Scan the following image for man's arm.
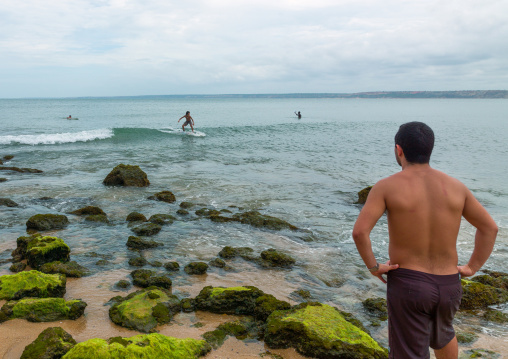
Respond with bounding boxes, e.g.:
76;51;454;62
352;182;399;283
459;188;498;277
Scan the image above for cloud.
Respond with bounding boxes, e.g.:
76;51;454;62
1;0;507;97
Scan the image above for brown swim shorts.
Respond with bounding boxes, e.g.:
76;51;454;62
387;268;462;359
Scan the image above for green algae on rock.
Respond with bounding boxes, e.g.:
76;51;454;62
356;186;373;204
85;214;109;223
470;273;508;291
362;297;388;321
109;288;181;332
0;198;18;207
130;222;162;236
456;330;479;345
460;279;508;310
0;270;66;300
103;164;150;187
26;214;69;231
126;212;147;222
218;246;255;260
184;262;209;275
21;327;77;359
39;260;91;277
260;249;296;268
164;261;180;271
264;302;388;359
459;349;501;359
0;297;86;322
203;316;262;349
129;256;148;267
149;214;176;226
9;262;26;272
148;190;176;203
131;269;172;289
12;235;71;269
483;308;508;323
70;206;106;216
233;211;298;231
62;333;211;359
126;235;163;250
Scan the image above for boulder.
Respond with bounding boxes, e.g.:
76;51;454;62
260;249;296;268
176;209;189;216
126;212;147;222
109;288;181;332
9;262;26;272
483;309;508;323
356;186;373;204
164;261;180;271
470;273;508;291
233;211;298;231
148;191;176;203
362;297;388;321
39;261;91;277
456;330;479;345
131;269;172;289
3;155;14;161
209;258;226;268
115;280;131;289
0;166;43;173
129;256;148;267
26;214;69;231
0;198;18;207
131;223;162;236
149;214;176;226
180;202;194;209
459;349;500;359
184;262;209;275
62;334;211;359
70;206;105;216
264;302;388;359
203;317;262;349
85;214;109;223
12;235;70;269
21;327;77;359
0;270;66;300
103;164;150;187
460;279;508;309
0;297;86;323
195;208;221;217
126;236;163;250
218;246;255;260
0;178;6;182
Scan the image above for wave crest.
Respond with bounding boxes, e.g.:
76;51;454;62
0;129;114;145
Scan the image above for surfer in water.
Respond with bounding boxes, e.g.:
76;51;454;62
178;111;195;132
295;111;301;119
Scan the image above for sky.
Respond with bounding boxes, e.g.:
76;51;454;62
1;0;507;98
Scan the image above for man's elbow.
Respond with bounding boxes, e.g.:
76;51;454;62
352;228;368;243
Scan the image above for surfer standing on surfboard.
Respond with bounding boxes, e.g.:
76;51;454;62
178;111;195;132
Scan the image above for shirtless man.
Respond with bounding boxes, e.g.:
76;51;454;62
352;121;498;359
178;111;194;132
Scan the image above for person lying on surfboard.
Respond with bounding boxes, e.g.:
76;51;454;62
178;111;195;132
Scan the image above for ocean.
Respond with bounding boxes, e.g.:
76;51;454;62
0;97;507;357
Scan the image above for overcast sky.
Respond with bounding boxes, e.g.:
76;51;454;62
1;0;507;98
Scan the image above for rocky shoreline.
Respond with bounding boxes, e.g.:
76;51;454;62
1;160;507;358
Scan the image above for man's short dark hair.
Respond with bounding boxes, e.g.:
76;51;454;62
394;122;434;164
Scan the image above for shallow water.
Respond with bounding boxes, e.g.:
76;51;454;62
1;97;507;357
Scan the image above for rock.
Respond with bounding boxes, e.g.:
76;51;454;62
460;279;508;309
3;155;14;161
9;262;26;272
260;249;296;268
126;212;147;222
20;327;76;359
95;259;110;266
177;209;189;215
0;297;86;322
12;235;70;269
0;270;66;300
0;198;18;207
456;330;479;344
131;223;162;236
218;246;255;260
109;288;181;332
184;262;209;275
209;258;226;268
362;297;388;321
291;289;312;301
129;256;148;267
0;178;6;183
131;269;172;289
264;302;388;359
85;214;109;223
150;261;163;267
195;208;221;217
149;214;176;225
483;309;508;323
164;261;180;271
209;215;240;223
126;236;163;250
471;274;508;291
70;206;105;216
181;298;195;312
356;186;373;204
233;211;298;231
0;166;43;173
62;333;211;358
39;261;91;277
180;202;194;209
459;349;500;359
26;214;69;231
115;280;131;289
194;286;290;321
103;164;150;187
148;191;176;203
203;317;262;349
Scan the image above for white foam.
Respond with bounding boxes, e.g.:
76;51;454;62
0;128;114;145
158;127;206;137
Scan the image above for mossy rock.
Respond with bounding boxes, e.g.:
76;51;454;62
131;223;162;236
164;261;180;271
126;212;147;222
9;262;26;272
470;274;508;291
459;349;501;359
483;309;508;323
195;286;290;321
148;191;176;203
3;155;14;161
131;269;172;289
70;206;106;216
195;208;221;217
39;261;91;277
233;211;298;231
181;298;195;312
0;198;18;207
203;317;262;349
218;246;255;260
0;166;43;173
456;330;479;345
26;214;69;231
0;178;6;183
184;262;209;275
62;333;211;359
0;270;66;300
21;327;77;359
151;261;163;268
260;248;296;268
176;209;189;216
460;279;508;309
362;297;388;320
149;214;176;226
356;186;373;204
17;235;71;269
0;297;86;322
291;289;312;301
103;164;150;187
209;215;240;223
209;258;226;268
180;202;194;209
96;259;110;266
129;256;148;267
126;236;163;250
85;214;109;223
264;302;388;359
109;288;181;332
115;280;131;289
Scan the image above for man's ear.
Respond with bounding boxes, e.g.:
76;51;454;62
395;144;404;158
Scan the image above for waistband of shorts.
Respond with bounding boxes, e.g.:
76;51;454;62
387;268;460;285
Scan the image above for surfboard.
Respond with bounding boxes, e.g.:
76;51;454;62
159;128;206;137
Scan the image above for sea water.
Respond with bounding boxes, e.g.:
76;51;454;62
0;97;507;347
